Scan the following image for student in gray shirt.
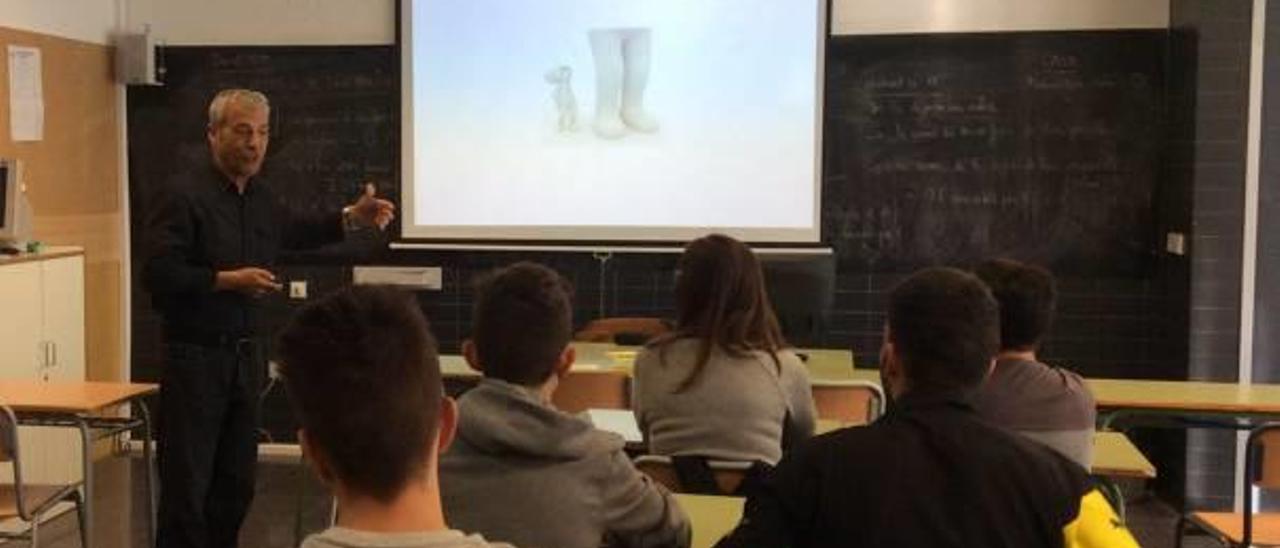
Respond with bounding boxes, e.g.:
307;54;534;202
633;234;817;466
276;286;513;548
441;262;690;548
972;258;1096;469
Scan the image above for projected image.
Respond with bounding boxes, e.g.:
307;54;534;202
403;0;825;242
589;28;658;138
543;28;659;139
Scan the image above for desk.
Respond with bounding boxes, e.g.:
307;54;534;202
1093;431;1156;479
0;381;159;548
1089;378;1280;425
675;494;743;548
441;345;868;384
816;421;1155;480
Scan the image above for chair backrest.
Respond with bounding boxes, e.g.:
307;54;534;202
1244;423;1280;544
811;381;885;425
575;317;671;345
1253;426;1280;489
634;455;752;495
0;404;17;464
552;370;631;414
0;403;32;520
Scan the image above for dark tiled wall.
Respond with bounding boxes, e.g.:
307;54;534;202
1254;0;1280;382
1170;0;1253;510
1252;0;1280;509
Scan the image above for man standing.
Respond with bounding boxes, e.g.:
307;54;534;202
144;88;394;548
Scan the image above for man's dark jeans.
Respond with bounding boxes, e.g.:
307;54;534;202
156;339;261;548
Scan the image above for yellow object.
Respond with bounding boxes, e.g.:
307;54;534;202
1063;490;1141;548
675;494;744;548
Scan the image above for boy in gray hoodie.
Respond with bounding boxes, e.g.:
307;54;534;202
277;285;514;548
441;262;691;548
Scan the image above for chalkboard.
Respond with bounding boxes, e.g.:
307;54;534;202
823;31;1165;274
127;46;397;261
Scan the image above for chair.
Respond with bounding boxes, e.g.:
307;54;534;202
552;370;631;414
1175;423;1280;547
574;317;671;345
0;403;88;547
634;455;754;496
810;380;886;425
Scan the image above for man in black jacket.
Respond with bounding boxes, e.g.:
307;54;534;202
144;88;394;548
715;267;1136;548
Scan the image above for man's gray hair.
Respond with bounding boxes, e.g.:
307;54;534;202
207;89;270;128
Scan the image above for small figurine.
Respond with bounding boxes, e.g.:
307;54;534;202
544;65;578;133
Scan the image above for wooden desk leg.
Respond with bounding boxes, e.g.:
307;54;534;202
75;417;93;548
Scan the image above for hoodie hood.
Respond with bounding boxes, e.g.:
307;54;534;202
454;378;626;460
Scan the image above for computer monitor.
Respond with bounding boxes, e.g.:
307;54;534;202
759;252;835;348
0;159;33;249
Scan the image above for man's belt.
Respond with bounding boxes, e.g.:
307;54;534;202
167;330;257;354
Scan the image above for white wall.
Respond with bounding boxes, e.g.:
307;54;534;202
0;0;121;44
125;0;396;45
127;0;1169;46
833;0;1169;34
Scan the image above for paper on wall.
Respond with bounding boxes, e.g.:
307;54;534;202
7;45;43;142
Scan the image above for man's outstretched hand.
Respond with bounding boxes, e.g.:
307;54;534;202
347;183;396;230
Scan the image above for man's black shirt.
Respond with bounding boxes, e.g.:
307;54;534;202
143;164;342;340
715;390;1094;548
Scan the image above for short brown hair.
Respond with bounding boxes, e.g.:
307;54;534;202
888;267;1000;392
471;262;574;386
277;285;443;503
974;258;1057;351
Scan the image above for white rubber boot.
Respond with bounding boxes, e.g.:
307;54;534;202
621;28;659;133
590;29;627;139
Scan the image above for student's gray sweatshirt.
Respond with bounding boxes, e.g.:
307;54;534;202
302;528;514;548
440;378;690;548
973;357;1097;469
632;339;817;465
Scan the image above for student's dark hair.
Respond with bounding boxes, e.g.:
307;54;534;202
657;233;786;392
471;262;574;386
888;267;1000;392
277;285;442;504
973;258;1057;351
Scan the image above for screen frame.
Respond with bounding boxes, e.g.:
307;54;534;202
397;0;830;246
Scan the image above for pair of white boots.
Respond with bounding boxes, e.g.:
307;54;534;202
590;28;658;138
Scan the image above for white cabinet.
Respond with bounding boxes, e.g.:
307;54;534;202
37;254;85;383
0;261;44;381
0;248;86;484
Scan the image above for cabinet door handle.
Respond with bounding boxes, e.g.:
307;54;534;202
50;342;57;368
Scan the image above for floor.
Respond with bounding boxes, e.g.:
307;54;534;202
17;456;1223;548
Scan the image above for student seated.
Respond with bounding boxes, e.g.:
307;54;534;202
440;262;690;548
276;285;513;548
715;267;1138;548
632;234;817;466
973;258;1096;468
